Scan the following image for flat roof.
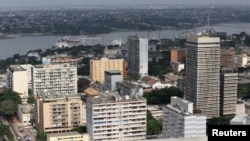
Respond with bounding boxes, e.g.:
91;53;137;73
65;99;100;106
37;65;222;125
9;65;25;71
139;137;207;141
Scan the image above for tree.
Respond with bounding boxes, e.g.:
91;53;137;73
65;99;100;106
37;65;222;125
143;87;183;105
36;131;46;141
146;111;162;135
0;100;17;116
0;124;14;141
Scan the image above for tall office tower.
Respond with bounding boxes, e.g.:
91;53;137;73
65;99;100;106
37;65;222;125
162;48;186;64
127;36;148;77
104;70;123;91
35;91;83;133
162;97;206;138
185;35;220;118
220;49;235;69
32;64;77;96
86;91;147;141
220;68;238;116
90;58;126;83
6;65;29;98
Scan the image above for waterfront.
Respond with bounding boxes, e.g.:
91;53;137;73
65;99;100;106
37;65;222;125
0;22;250;60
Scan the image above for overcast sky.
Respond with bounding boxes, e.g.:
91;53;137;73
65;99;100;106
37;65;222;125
0;0;249;8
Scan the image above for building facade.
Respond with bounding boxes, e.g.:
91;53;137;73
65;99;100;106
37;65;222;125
162;48;186;64
185;36;220;118
32;64;77;96
86;92;147;141
17;104;35;127
90;58;126;83
220;68;238;116
104;70;123;91
162;97;206;138
47;132;90;141
220;50;235;68
6;65;29;98
128;36;148;77
36;92;83;133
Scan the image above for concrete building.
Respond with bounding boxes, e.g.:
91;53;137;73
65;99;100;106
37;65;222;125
236;53;248;67
35;92;83;133
128;36;148;77
42;55;82;67
230;101;250;125
6;65;29;99
32;63;77;96
90;58;126;83
220;68;238;116
162;48;186;64
104;70;123;91
116;81;143;97
162;97;206;138
138;137;207;141
170;61;185;72
47;132;90;141
185;35;220;118
20;64;33;89
220;49;235;68
17;104;35;128
147;105;163;120
86;91;147;141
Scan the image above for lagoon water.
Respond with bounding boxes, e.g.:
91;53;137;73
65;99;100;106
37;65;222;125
0;22;250;60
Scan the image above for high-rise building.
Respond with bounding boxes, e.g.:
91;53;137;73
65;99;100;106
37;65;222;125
6;65;29;98
185;35;220;118
90;58;126;83
86;91;147;141
162;97;206;138
104;70;123;91
220;49;235;68
162;48;186;64
32;64;77;96
36;92;83;133
220;68;238;116
127;36;148;77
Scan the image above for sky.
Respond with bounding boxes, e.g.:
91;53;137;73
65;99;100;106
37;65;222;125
0;0;249;8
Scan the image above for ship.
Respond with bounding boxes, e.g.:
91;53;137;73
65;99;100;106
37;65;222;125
53;36;80;48
112;39;123;46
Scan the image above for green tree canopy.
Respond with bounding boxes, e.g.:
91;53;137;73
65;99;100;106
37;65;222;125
0;89;21;116
143;87;183;105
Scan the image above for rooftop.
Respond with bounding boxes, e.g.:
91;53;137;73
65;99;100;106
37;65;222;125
18;104;35;114
230;114;250;125
87;91;146;104
36;90;79;100
9;65;25;71
116;81;138;89
105;70;121;75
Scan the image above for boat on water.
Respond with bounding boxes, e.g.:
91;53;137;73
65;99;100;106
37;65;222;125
0;33;18;39
53;36;80;48
112;39;123;46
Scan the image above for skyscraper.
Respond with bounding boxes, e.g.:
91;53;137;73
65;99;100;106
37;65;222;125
185;35;220;118
128;36;148;77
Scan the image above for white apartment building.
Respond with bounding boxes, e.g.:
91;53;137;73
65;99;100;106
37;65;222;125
86;92;147;141
185;35;220;118
162;97;206;138
6;65;29;98
20;64;33;89
128;36;148;77
32;64;77;96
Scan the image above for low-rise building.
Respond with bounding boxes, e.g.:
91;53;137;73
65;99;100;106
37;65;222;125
230;101;250;125
116;81;143;97
147;105;163;120
17;104;35;128
170;61;185;72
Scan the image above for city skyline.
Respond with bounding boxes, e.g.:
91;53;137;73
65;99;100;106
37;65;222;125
0;0;250;8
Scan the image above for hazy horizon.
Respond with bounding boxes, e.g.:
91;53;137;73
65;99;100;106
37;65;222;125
0;0;250;8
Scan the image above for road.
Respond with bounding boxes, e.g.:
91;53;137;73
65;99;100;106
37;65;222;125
0;116;18;141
